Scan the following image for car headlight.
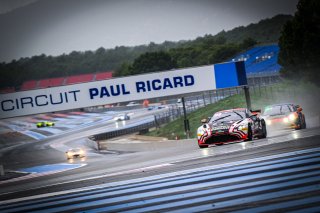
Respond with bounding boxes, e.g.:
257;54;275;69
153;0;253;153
266;120;272;125
238;125;248;131
198;128;207;136
197;129;204;136
283;117;289;123
289;113;296;121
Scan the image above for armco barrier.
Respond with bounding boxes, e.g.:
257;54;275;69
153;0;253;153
91;115;170;142
92;121;154;141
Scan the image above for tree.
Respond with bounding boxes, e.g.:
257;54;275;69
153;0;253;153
115;62;132;77
278;0;320;83
239;37;257;50
129;51;177;75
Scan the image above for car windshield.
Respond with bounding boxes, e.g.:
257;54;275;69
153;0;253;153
263;105;292;116
210;111;246;123
69;148;81;152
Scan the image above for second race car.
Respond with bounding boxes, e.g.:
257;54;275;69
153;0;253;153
262;103;306;130
197;108;267;148
36;121;55;128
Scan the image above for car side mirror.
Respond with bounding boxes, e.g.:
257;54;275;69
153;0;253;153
201;118;208;123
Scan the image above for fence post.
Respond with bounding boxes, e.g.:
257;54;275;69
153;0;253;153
182;97;190;139
243;86;252;110
154;115;160;128
259;84;261;97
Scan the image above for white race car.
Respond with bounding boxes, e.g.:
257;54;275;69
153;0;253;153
197;108;267;148
65;148;85;159
113;113;130;121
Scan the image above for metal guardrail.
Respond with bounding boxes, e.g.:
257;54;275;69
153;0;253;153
91;116;171;141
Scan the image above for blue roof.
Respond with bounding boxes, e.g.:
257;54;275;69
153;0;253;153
229;45;281;74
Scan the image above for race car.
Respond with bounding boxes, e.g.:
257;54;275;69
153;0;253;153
262;103;306;130
65;148;85;159
113;113;130;121
197;108;267;148
36;121;55;128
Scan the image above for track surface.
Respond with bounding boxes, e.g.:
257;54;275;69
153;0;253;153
0;111;319;212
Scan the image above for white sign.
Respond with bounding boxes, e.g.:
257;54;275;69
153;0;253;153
0;65;216;119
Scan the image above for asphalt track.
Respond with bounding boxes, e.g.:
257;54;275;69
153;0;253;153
0;109;319;212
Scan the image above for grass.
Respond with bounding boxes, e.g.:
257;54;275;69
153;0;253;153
146;81;320;140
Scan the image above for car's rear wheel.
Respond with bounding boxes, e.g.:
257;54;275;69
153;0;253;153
259;120;267;139
302;115;307;129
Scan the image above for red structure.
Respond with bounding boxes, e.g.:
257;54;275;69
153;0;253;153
21;80;37;91
15;71;113;92
38;77;65;88
65;74;95;85
95;72;113;81
0;87;15;94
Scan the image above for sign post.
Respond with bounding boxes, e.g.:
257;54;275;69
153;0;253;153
181;97;190;138
243;86;252;110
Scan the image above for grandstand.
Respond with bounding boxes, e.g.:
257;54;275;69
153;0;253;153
231;44;280;74
65;73;95;85
16;71;113;92
21;80;38;91
38;77;65;89
95;72;113;81
230;44;281;85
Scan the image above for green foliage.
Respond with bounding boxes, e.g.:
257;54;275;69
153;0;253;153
278;0;320;84
217;15;293;44
129;51;177;75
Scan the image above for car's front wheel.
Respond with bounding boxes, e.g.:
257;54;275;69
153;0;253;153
199;144;208;149
246;125;253;141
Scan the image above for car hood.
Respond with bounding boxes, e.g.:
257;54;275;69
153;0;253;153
208;120;243;130
262;113;289;119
